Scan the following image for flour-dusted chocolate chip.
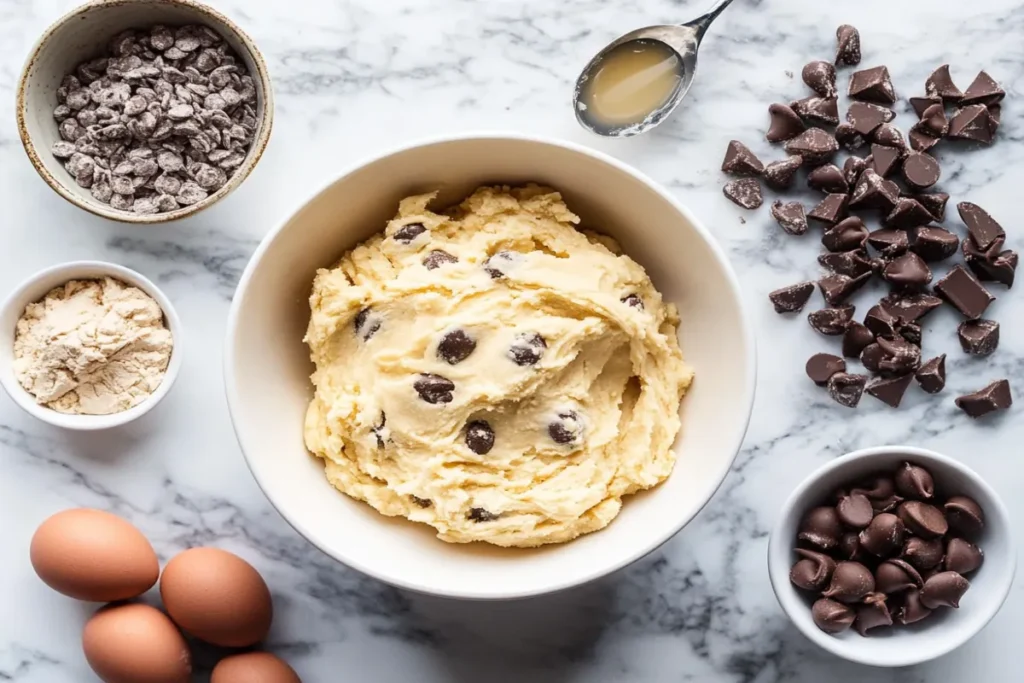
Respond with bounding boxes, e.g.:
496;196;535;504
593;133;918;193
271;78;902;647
393;222;427;243
961;70;1005;106
790;549;838;591
548;409;583;445
835;123;865;150
723;178;763;209
919;103;949;137
920;571;970;609
854;593;893;636
958;202;1005;251
847;101;894;136
871;144;902;178
812;598;855;634
807;164;848;193
935;265;994;319
721;140;764;176
437;329;477;364
925;64;963;102
799;506;843;550
465;420;495;455
621;293;644;309
958;319;999;356
902;152;941;191
956;379;1012;418
809;305;855;336
915;355;946;394
859;512;906;557
843;322;875;358
882;252;932;287
413;373;455;404
818;272;870;305
819;249;874;278
508;331;546;365
763;155;803;189
945;496;985;537
827;372;868;408
866;374;914;408
770;201;808;235
803;60;838;98
948;104;995;143
945;539;984;575
354;307;382;341
898;501;949;539
837;492;874;528
914;192;949;222
766;104;806;143
423;249;458;270
484;250;522;278
867;228;910;257
876;559;924;594
849;169;899;212
806;353;846;385
895;462;935;500
808;193;849;226
823;561;876;603
835;24;862;66
912;226;959;262
791;96;840;126
785;128;839;165
467;507;500;522
849;66;896;104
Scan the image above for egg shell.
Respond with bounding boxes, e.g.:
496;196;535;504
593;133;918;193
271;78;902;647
30;508;159;602
212;652;301;683
160;547;273;647
82;603;192;683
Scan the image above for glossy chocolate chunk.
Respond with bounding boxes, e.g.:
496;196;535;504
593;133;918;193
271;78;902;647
899;322;922;346
799;506;843;549
790;548;838;591
963;236;1018;287
912;226;959;262
393;222;427;242
860;343;885;374
847;101;894;135
806;353;846;385
771;200;808;235
437;329;477;364
902;152;941;191
918;103;949;137
866;374;914;408
722;140;764;176
945;538;984;575
958;202;1005;251
958;319;999;356
873;123;907;150
908;126;940;152
945;496;985;537
882;252;932;287
807;164;848;193
835;24;861;66
849;169;899;212
763;155;803;189
948;104;994;143
414;373;455;404
812;598;856;634
769;281;816;313
920;571;970;609
723;178;763;209
911;94;943;117
914;192;949;222
766;103;807;142
854;593;893;636
876;560;923;594
956;379;1012;418
934;265;994;319
915;355;946;394
895;588;933;625
827;372;868;408
823;561;875;603
465;420;495;454
961;70;1005;106
423;249;458;270
898;501;949;539
852;475;896;501
835;122;864;150
877;336;922;375
822;216;868;251
859;513;905;557
864;304;900;338
785;128;839;165
819;249;874;278
837;492;874;528
871;144;902;178
792;96;840;125
818;272;871;305
925;64;964;102
838;532;865;561
843;155;868;185
849;66;896;104
903;536;945;571
843;322;876;358
879;292;943;322
867;228;909;257
808;193;849;225
895;462;934;500
803;60;838;97
884;197;933;230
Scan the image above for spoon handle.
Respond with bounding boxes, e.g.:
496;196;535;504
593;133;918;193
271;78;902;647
687;0;736;38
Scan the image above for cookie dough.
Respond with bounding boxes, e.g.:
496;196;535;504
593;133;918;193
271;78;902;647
304;185;693;547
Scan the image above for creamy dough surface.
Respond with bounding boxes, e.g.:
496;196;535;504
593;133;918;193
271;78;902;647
304;186;693;547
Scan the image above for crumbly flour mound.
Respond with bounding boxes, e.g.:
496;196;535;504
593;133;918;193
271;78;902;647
14;277;173;415
304;186;693;547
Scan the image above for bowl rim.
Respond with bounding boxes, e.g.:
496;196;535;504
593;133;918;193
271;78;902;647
224;131;758;599
15;0;275;225
767;445;1017;667
0;260;183;430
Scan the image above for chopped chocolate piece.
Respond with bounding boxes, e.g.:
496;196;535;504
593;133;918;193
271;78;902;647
899;322;922;346
827;372;868;408
763;155;803;190
884;197;933;230
849;66;896;104
873;123;906;150
792;96;840;125
988;103;1002;131
809;305;855;335
835;122;864;150
855;593;893;636
803;60;838;97
908;126;940;152
958;202;1005;251
413;373;455;404
867;373;914;408
847;101;894;136
898;501;948;538
877;336;922;375
876;560;922;594
837;492;874;528
895;462;934;500
548;409;583;445
785;128;839;166
423;249;458;270
934;265;994;318
867;228;910;257
912;226;959;262
818;272;871;305
879;292;943;322
910;94;943;117
843;321;876;358
915;355;946;394
770;201;808;235
799;506;843;549
465;420;495;454
437;329;477;365
850;169;899;212
769;281;816;313
902;152;941;191
961;70;1005;106
808;193;849;225
882;252;932;287
823;561;875;602
945;496;985;537
508;331;546;365
903;536;945;570
895;588;933;625
790;549;838;591
914;192;949;222
859;512;905;557
865;304;900;338
948;104;994;143
723;178;763;209
945;539;984;575
807;164;848;193
835;24;861;66
871;144;902;178
925;64;964;102
722;140;765;176
766;103;807;142
822;216;868;251
919;103;949;137
467;507;500;522
860;343;885;373
843;156;869;186
812;598;856;634
806;353;847;385
920;571;970;609
393;222;427;243
956;379;1011;418
819;249;874;277
963;238;1018;287
958;319;999;356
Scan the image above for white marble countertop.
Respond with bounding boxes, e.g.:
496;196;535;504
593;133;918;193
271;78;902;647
2;0;1023;680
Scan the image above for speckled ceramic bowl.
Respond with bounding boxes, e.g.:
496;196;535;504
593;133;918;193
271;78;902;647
16;0;273;224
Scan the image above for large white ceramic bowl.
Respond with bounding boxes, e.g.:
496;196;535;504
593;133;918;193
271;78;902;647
225;133;756;599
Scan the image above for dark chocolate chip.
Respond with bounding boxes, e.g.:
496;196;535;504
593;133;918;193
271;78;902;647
766;104;807;143
410;495;432;508
852;475;896;501
895;462;935;500
871;144;902;178
849;66;896;104
818;272;870;305
882;252;932;287
945;496;985;537
393;222;427;243
866;374;914;408
956;379;1012;418
899;322;922;346
837;492;874;528
508;331;546;366
548;410;583;445
808;193;848;225
849;169;899;212
898;501;949;538
902;152;941;191
934;265;994;319
819;249;874;278
948;104;994;143
843;156;869;186
769;281;816;313
910;94;943;117
945;539;984;575
926;64;964;102
807;164;849;193
915;355;946;394
884;197;933;230
721;140;765;176
963;237;1018;287
484;250;521;278
919;103;949;137
961;70;1005;106
763;155;804;190
854;593;893;636
790;549;838;591
413;373;455;404
770;201;808;235
809;305;855;335
835;24;861;66
958;319;999;356
827;372;868;408
894;588;933;625
823;561;876;603
865;304;900;338
465;420;495;455
867;228;909;257
880;292;943;322
806;353;846;385
958;202;1005;251
877;336;922;375
873;123;907;150
838;532;864;561
920;571;970;609
843;321;876;358
423;249;458;270
835;122;864;150
354;307;382;341
803;60;838;97
791;96;840;126
859;512;905;557
860;343;885;373
909;126;940;152
903;536;945;571
876;560;923;594
812;598;856;634
784;128;839;166
847;101;894;136
914;192;949;222
723;178;763;209
437;329;477;364
621;293;644;309
798;506;843;550
912;226;959;262
467;507;500;522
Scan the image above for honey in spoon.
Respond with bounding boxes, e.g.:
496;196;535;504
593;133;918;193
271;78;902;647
577;39;683;130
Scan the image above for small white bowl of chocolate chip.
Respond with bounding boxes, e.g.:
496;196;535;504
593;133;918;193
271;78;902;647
768;446;1015;667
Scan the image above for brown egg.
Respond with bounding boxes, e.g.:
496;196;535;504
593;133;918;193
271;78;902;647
83;603;192;683
30;508;159;601
212;652;301;683
160;547;273;647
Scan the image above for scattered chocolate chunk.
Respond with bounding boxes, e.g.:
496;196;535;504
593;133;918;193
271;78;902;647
354;307;382;341
896;462;935;500
841;158;867;189
548;409;583;445
837;492;875;528
809;193;849;225
963;237;1018;287
850;66;896;104
849;169;899;212
819;249;874;278
766;103;807;142
901;152;941;191
859;513;905;557
822;216;868;251
843;322;876;358
914;192;949;222
413;373;455;404
807;353;847;386
958;319;999;356
827;372;868;408
958;202;1005;251
867;374;914;408
948;104;994;143
884;197;933;230
823;561;876;602
621;293;644;309
899;322;922;346
895;588;933;625
961;70;1004;106
903;536;945;570
877;336;922;375
770;201;808;235
465;420;495;455
799;506;843;549
847;101;894;136
945;538;984;575
835;122;864;150
812;598;856;634
871;144;902;178
803;60;838;98
807;164;848;193
484;250;522;278
956;379;1012;418
723;178;763;209
792;96;840;125
865;304;900;338
393;222;427;243
915;355;946;394
945;496;985;537
934;265;994;319
925;64;964;102
437;329;477;364
769;281;816;313
819;272;871;305
898;501;949;539
763;155;803;190
920;571;970;609
908;126;940;152
508;331;546;365
918;103;949;137
855;593;893;636
835;24;861;66
882;252;932;287
867;228;910;257
785;128;839;165
860;343;885;374
910;94;943;117
876;560;923;594
790;549;838;591
722;140;765;176
873;123;906;150
423;249;458;270
880;292;943;322
912;226;959;262
467;507;500;522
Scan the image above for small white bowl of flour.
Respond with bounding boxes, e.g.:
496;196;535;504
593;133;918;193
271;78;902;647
0;261;181;430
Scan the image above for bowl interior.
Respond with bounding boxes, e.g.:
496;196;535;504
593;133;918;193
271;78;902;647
768;448;1015;667
18;0;271;223
227;135;754;598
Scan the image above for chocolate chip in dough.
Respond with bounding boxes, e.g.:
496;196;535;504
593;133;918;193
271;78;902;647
808;193;849;226
721;140;765;176
790;549;837;591
956;379;1012;418
723;178;763;209
621;293;644;309
808;305;855;336
437;329;477;364
354;307;382;341
895;462;934;500
784;128;839;166
854;593;893;636
847;101;893;136
961;70;1005;106
766;104;806;143
393;222;427;243
827;372;868;408
902;152;941;191
806;353;846;385
548;410;583;445
843;322;875;358
920;571;970;609
465;420;495;455
836;492;874;528
948;104;994;143
859;512;905;557
958;202;1005;251
770;201;808;235
763;155;803;189
508;331;546;366
945;496;985;537
849;66;896;104
823;561;875;603
410;495;432;508
798;506;843;550
934;265;994;319
958;319;999;356
484;250;521;279
945;538;984;575
803;60;838;97
835;24;861;66
898;501;949;538
423;249;458;270
467;507;500;522
915;355;946;394
791;96;840;126
818;272;870;305
912;226;959;262
866;374;914;408
807;164;848;193
413;373;455;404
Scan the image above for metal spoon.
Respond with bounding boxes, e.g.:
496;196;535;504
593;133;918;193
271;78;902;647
573;0;736;137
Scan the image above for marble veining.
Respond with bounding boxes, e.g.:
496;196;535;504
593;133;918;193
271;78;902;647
2;0;1024;680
